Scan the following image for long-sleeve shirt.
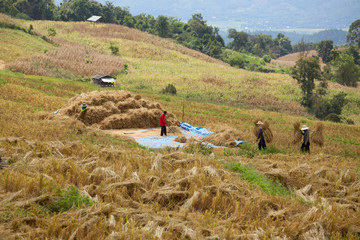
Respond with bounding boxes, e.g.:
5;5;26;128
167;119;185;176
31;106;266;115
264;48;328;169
257;127;264;141
301;130;309;144
159;113;167;126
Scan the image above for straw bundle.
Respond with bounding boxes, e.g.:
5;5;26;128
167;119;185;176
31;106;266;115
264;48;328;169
292;122;303;145
310;122;325;147
252;119;273;143
203;127;243;147
252;118;262;137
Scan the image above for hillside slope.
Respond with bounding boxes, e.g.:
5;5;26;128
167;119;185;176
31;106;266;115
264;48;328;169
0;15;360;239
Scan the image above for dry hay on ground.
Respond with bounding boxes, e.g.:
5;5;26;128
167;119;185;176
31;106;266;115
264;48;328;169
175;135;187;143
203;125;243;147
252;118;273;143
292;122;303;145
58;90;179;130
311;122;325;147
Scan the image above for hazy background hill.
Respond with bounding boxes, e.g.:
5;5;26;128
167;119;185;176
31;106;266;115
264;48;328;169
54;0;360;30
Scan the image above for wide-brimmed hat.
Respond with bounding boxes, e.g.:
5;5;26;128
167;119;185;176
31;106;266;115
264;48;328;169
256;121;263;125
301;125;309;130
81;103;87;109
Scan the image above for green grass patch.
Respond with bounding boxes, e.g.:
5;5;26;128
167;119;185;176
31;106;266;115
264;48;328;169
326;136;360;146
223;143;285;158
226;162;292;196
49;187;93;212
0;77;7;85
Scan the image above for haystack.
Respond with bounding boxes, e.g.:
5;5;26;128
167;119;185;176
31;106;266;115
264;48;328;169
310;122;324;147
252;119;273;143
292;122;303;145
58;90;180;130
203;126;243;147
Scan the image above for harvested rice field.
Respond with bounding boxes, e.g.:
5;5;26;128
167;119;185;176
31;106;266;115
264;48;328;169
0;14;359;239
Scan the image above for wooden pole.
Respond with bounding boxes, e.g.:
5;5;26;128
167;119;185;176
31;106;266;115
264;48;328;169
182;101;185;122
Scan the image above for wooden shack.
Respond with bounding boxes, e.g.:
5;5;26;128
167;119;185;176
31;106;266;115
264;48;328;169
91;75;116;87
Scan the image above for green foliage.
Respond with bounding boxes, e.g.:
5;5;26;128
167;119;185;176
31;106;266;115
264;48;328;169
317;40;333;63
291;56;321;107
226;162;291;196
347;19;360;47
47;27;56;37
85;58;92;64
155;15;170;38
314;92;347;120
161;83;177;95
331;52;360;87
50;187;93;212
109;42;119;55
122;64;129;74
263;55;272;63
183;141;213;155
324;113;341;123
28;24;33;34
226;53;247;68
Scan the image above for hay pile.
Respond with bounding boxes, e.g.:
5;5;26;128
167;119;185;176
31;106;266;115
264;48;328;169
310;122;325;147
175;135;187;143
58;90;180;129
203;126;243;147
252;118;273;143
292;122;303;145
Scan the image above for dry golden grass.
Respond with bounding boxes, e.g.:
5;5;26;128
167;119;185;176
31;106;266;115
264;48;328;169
9;38;125;78
0;72;359;239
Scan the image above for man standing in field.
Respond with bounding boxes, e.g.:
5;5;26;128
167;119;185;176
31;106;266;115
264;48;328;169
159;111;167;136
301;125;310;153
256;121;266;150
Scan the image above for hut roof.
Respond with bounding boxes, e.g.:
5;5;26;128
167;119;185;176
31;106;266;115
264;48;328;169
87;16;102;22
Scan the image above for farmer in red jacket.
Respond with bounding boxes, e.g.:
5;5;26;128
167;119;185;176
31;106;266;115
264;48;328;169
159;111;167;136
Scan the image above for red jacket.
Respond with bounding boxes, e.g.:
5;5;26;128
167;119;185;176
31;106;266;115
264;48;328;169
159;113;167;126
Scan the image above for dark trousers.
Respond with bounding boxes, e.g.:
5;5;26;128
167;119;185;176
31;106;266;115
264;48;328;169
161;126;167;136
258;139;266;150
301;142;310;153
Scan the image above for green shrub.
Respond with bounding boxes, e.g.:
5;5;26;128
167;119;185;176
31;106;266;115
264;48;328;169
346;119;355;125
226;53;247;68
263;55;272;63
324;113;341;123
48;27;56;37
109;42;119;55
161;83;177;95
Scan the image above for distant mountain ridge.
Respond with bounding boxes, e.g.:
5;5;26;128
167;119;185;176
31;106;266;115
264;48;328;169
53;0;360;29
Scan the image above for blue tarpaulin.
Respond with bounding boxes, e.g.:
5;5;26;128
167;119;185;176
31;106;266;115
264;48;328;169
132;123;244;149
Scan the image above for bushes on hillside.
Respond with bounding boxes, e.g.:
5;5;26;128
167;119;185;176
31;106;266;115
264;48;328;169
161;84;177;95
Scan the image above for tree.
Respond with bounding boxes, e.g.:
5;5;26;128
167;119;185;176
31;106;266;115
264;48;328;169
347;19;360;47
155;15;170;38
346;45;360;65
331;52;360;87
317;40;333;63
291;56;321;107
275;33;292;56
227;29;248;51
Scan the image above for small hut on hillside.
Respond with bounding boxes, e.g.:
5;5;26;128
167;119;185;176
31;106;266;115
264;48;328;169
91;75;116;87
87;16;102;23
